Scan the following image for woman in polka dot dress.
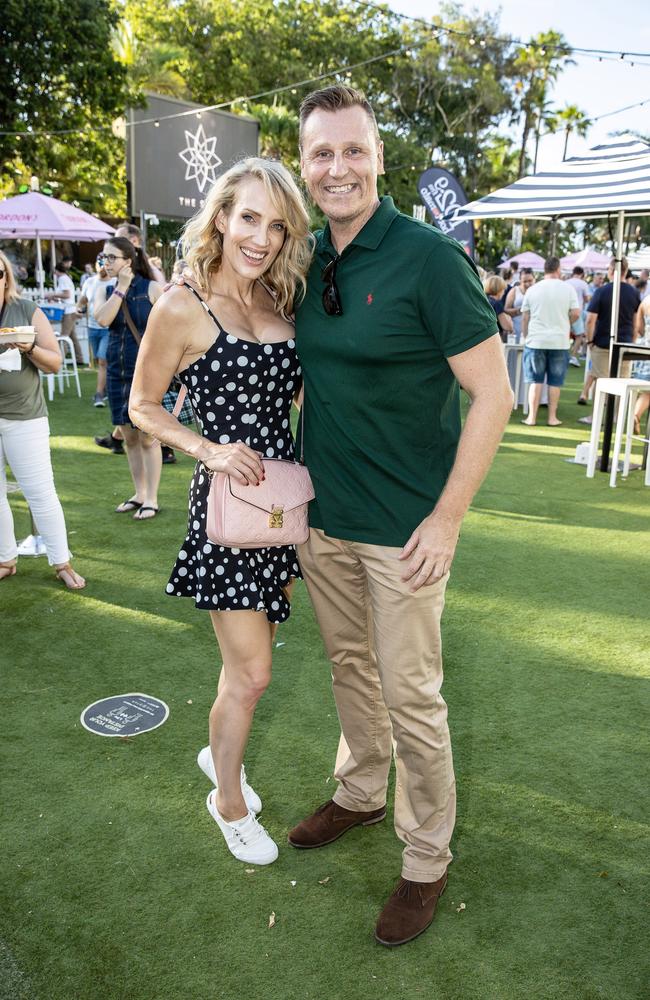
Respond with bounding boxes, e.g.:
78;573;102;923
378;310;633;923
130;159;312;865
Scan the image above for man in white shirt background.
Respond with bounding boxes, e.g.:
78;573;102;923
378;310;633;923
45;257;84;365
521;256;580;427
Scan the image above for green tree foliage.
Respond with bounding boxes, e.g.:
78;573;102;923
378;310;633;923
548;104;592;161
509;30;572;176
132;0;401;110
112;19;189;99
0;0;593;263
0;0;129;210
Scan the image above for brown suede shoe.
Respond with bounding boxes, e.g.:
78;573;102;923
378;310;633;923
374;873;448;947
287;799;386;849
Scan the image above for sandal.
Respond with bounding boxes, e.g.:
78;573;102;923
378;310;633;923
133;505;159;521
115;497;143;513
55;563;86;590
0;561;17;580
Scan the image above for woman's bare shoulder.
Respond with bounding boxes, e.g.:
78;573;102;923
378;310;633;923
150;283;200;321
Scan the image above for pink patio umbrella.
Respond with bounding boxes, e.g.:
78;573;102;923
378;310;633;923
498;250;546;270
0;191;115;296
560;248;610;272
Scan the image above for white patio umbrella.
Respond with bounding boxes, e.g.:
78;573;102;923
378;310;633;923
627;247;650;271
498;250;546;270
0;191;114;296
560;248;611;273
449;135;650;351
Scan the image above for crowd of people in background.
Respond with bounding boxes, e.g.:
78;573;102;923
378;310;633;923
3;219;650;590
0;250;86;589
480;256;649;426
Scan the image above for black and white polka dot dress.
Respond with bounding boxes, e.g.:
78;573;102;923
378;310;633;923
166;289;302;624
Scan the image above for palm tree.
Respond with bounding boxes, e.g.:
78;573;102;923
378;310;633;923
510;30;573;176
112;20;189;98
550;105;592;160
532;98;558;172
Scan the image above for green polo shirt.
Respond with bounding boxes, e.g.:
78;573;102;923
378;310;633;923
295;196;497;547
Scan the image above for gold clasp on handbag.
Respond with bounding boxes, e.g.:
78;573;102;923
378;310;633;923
269;506;284;528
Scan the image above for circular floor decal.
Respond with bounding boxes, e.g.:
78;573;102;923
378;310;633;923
80;693;169;737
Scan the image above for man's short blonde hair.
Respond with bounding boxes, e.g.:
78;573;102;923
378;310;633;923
299;85;380;147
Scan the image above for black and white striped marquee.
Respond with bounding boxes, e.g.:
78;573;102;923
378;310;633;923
452;136;650;222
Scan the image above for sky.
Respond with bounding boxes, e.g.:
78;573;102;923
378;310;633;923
388;0;650;170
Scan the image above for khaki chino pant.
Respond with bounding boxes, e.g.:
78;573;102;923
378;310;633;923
298;527;455;882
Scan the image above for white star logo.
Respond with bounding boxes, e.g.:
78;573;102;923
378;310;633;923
178;124;222;194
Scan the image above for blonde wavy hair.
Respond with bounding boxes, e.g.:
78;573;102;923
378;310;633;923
483;274;506;298
181;158;313;315
0;250;21;305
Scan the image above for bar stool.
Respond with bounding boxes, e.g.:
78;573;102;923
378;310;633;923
56;335;82;397
503;342;524;411
38;305;65;401
623;386;650;486
586;377;650;486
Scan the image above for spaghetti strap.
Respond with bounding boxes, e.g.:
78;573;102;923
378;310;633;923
185;283;226;334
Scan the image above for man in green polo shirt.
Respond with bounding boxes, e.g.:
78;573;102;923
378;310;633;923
287;85;513;947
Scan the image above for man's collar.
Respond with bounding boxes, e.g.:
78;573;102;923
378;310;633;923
318;196;399;255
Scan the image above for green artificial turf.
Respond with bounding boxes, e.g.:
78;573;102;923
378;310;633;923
2;367;648;1000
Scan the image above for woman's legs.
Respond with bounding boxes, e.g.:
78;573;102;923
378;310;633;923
139;432;162;513
634;391;650;434
213;584;292;695
0;417;71;566
118;426;161;513
0;417;84;587
0;425;18;565
208;609;274;821
119;423;145;501
96;358;107;398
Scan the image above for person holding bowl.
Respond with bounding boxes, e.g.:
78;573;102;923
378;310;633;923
0;250;86;588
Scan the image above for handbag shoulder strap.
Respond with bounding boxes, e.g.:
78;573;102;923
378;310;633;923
172;384;188;418
120;298;142;346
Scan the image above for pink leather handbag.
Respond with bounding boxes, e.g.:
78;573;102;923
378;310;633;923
173;386;314;549
206;458;314;548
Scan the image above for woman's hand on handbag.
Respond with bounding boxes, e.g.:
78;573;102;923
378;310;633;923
200;441;264;486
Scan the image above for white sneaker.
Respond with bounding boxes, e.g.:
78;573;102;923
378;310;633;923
206;791;278;865
197;746;262;814
569;356;581;367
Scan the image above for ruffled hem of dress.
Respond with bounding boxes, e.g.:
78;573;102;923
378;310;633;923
165;541;302;624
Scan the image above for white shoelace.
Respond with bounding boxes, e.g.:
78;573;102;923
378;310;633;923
230;813;265;844
219;810;270;850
